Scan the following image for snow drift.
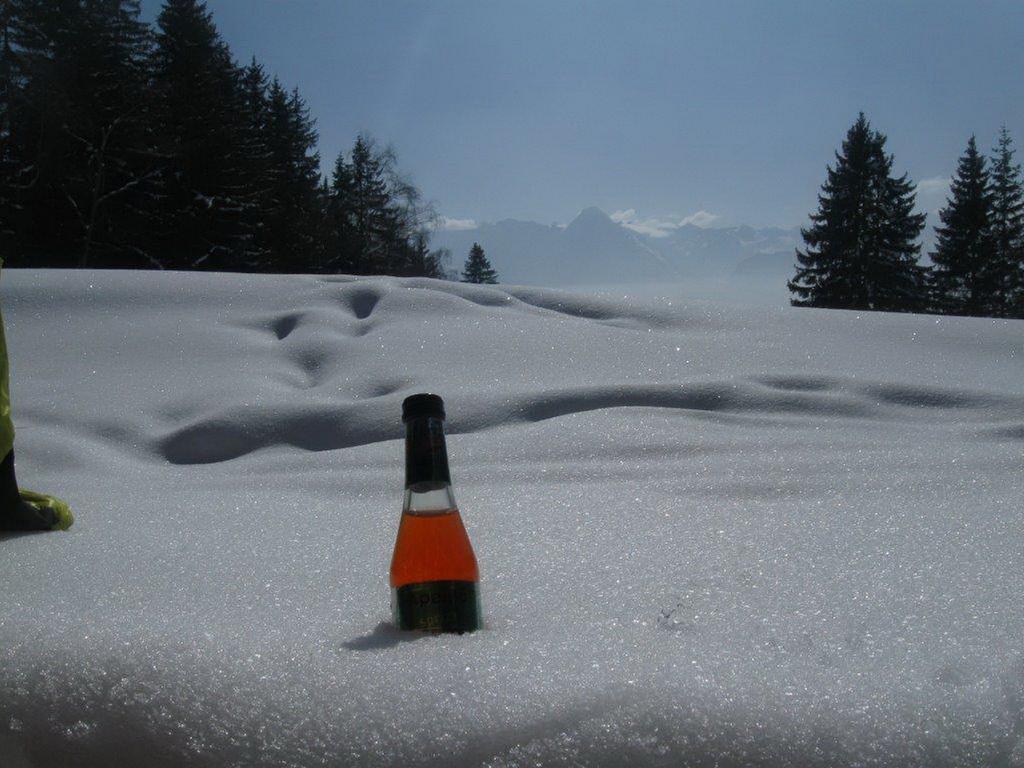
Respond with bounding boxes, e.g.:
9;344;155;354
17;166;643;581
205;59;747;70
1;270;1022;767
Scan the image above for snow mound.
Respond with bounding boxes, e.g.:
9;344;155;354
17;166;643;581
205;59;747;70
1;270;1023;767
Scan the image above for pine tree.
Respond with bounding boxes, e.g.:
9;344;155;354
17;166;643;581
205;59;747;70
988;127;1024;317
349;134;393;273
864;142;930;312
409;230;446;279
321;150;358;272
60;0;155;267
0;0;443;276
240;58;270;135
1;0;157;266
148;0;257;269
789;113;928;312
930;137;998;316
0;0;22;248
322;134;442;277
1;0;86;263
259;79;321;271
236;56;272;269
462;242;497;283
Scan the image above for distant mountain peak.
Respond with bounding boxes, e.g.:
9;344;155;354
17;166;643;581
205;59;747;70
431;209;799;286
565;207;625;239
568;206;612;225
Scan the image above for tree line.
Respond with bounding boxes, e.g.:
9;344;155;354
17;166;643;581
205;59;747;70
0;0;446;276
791;114;1024;319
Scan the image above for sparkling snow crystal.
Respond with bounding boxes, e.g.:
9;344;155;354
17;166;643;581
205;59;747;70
1;270;1022;766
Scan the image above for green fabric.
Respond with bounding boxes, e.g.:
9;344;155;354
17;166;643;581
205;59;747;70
0;259;73;530
0;259;14;460
19;490;74;531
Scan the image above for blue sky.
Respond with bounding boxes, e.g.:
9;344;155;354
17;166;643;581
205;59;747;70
141;0;1024;231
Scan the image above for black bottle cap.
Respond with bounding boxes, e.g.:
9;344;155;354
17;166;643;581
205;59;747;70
402;393;446;423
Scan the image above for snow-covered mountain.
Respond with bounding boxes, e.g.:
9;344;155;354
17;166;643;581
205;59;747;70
433;207;800;286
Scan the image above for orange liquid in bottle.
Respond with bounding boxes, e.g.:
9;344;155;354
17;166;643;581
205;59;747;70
389;509;480;589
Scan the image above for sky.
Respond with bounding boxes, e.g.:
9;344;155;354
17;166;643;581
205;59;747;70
140;0;1024;232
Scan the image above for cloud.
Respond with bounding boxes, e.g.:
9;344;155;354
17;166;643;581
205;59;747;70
441;216;478;231
609;210;678;237
915;177;950;221
679;210;720;228
916;176;950;197
610;208;720;238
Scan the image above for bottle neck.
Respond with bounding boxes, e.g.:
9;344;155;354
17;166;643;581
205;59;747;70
404;416;455;512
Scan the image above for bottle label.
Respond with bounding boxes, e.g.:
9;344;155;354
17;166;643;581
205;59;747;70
392;580;481;634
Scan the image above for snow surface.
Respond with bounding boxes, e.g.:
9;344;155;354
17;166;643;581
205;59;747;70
1;269;1023;767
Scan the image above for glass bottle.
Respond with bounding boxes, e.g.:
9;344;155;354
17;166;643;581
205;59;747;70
389;393;481;633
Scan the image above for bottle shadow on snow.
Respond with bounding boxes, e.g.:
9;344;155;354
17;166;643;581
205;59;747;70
339;620;429;651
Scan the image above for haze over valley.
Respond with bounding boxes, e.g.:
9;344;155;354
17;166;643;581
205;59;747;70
434;207;801;302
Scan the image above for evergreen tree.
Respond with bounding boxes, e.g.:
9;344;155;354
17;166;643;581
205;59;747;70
1;0;157;267
1;0;86;262
321;150;358;272
349;134;393;273
236;56;272;268
930;136;998;316
789;113;928;312
0;0;23;248
409;230;446;279
0;0;443;276
148;0;257;269
988;127;1024;317
259;79;321;271
872;153;930;312
462;242;497;283
240;58;270;132
322;134;443;277
60;0;155;267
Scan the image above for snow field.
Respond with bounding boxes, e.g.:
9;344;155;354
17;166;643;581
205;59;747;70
1;270;1022;766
